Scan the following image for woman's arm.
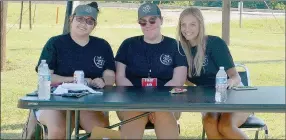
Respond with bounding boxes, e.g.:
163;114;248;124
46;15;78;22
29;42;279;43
226;67;241;88
115;62;133;86
102;69;115;86
164;66;187;86
90;69;115;88
49;70;74;84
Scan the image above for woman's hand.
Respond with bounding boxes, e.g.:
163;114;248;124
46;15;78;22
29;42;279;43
227;79;235;89
90;78;105;88
226;67;241;89
85;78;92;86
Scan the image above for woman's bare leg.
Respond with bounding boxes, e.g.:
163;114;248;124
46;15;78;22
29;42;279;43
39;110;74;139
218;112;250;139
153;112;179;139
79;111;109;133
202;112;225;139
116;111;148;139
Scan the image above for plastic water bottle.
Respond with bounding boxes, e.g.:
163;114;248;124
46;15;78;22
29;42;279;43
37;60;45;92
38;60;51;100
215;66;228;103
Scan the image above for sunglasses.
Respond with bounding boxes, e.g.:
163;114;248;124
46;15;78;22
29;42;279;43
75;16;95;26
138;16;158;27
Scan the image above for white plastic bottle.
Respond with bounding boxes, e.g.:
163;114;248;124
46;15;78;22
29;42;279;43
38;60;51;100
215;66;228;103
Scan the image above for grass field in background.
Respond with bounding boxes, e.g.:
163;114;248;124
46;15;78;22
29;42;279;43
1;2;285;139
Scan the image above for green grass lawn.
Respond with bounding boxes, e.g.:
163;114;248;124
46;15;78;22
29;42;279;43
1;2;285;139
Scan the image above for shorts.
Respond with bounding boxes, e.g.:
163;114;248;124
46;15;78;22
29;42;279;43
34;109;42;121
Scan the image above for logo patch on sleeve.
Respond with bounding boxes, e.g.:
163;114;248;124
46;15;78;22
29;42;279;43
160;54;172;65
93;56;105;68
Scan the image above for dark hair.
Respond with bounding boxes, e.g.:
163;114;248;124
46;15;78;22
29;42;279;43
87;2;99;13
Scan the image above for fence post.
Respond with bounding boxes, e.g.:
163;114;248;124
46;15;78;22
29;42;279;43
0;1;7;71
239;1;243;28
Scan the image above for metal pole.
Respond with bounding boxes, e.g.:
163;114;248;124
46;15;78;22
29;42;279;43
222;0;231;45
19;1;24;29
66;110;72;140
56;7;59;24
33;2;37;24
63;1;73;34
239;1;243;28
0;1;8;71
29;1;32;30
75;110;80;140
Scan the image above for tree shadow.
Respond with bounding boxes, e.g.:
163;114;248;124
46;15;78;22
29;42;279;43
9;48;42;51
0;132;21;139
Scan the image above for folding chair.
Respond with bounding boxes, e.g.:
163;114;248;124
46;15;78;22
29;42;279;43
31;110;47;139
202;63;268;140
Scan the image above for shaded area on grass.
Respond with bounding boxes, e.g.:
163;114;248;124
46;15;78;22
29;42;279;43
1;133;22;139
1;123;25;131
9;48;43;51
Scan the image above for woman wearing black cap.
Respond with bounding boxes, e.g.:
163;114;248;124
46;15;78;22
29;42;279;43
115;2;188;139
35;2;115;139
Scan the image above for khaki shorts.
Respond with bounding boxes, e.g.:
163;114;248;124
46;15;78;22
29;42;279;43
34;109;42;121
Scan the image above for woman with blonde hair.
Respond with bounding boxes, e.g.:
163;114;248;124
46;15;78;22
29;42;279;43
177;7;250;139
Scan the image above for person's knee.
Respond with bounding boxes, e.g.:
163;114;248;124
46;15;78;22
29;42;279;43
218;118;233;135
96;119;109;128
48;125;66;139
122;112;147;120
218;122;234;135
218;113;235;134
154;112;175;120
119;112;148;126
153;112;178;127
203;115;217;126
80;111;110;131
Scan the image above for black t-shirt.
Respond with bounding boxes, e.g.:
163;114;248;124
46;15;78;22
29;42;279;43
187;35;235;86
35;33;116;79
115;36;188;87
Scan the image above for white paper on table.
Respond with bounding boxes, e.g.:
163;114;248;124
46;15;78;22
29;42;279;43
53;83;103;95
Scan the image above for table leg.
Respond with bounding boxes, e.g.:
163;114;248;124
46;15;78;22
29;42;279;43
66;110;72;140
75;110;80;140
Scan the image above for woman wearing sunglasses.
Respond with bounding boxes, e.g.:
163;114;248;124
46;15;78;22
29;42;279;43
34;2;115;139
177;7;249;139
115;2;188;139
